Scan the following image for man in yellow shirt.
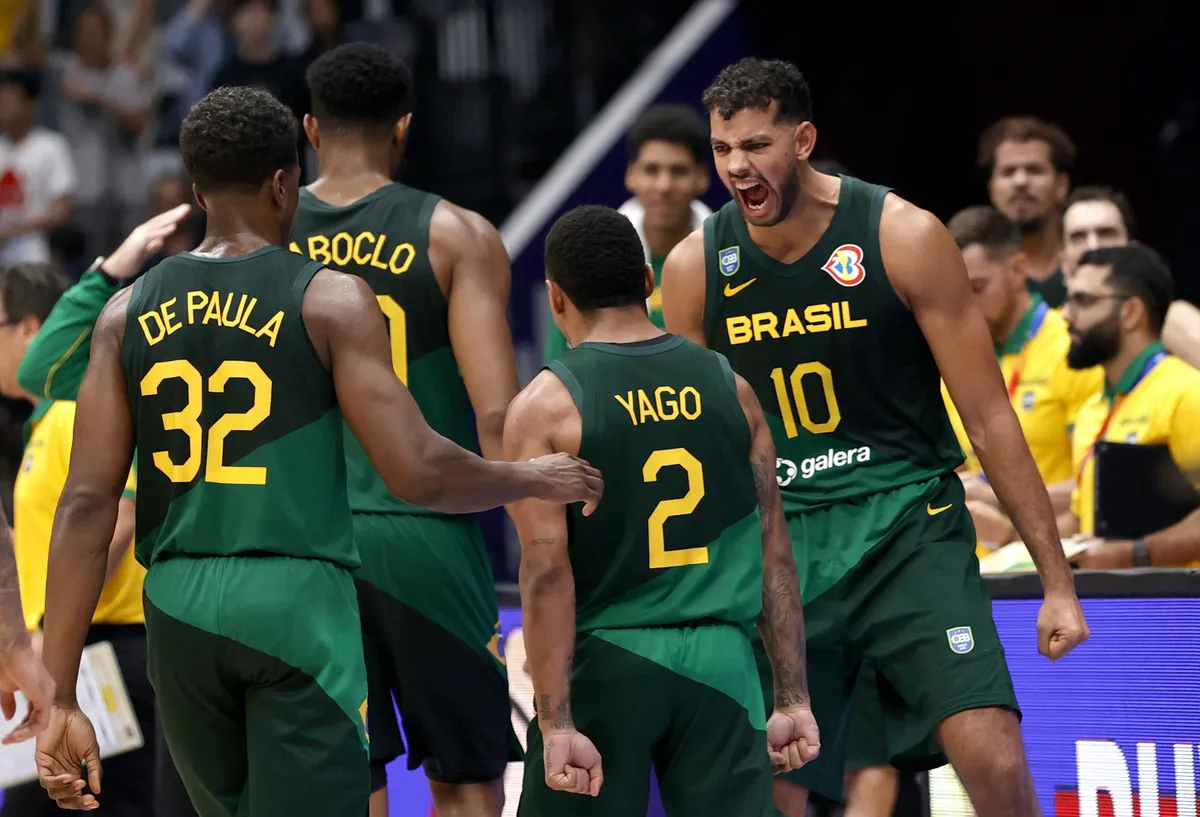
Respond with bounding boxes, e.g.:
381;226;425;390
1061;244;1200;569
0;262;153;816
941;206;1102;546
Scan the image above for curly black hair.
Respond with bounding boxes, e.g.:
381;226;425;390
179;86;298;194
546;205;647;311
306;43;414;137
627;104;709;165
702;58;812;123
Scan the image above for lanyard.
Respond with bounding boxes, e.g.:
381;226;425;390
1075;350;1168;484
1004;300;1050;401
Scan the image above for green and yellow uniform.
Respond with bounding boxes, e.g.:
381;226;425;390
702;176;1018;799
124;248;369;817
519;334;778;817
1071;342;1200;568
290;183;517;784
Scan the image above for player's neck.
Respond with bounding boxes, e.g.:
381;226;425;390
997;291;1034;347
572;309;665;346
1020;225;1061;282
310;145;394;204
743;168;839;264
1105;332;1158;389
193;203;283;256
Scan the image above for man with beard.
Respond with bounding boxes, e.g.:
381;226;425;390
662;57;1089;817
1060;244;1200;568
980;116;1076;307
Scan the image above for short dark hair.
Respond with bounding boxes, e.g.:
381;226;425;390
306;43;414;137
179;86;298;194
627;105;708;165
978;116;1077;175
0;263;70;325
1064;185;1137;238
702;58;812;123
0;66;41;99
1077;244;1173;334
545;205;647;311
946;205;1022;258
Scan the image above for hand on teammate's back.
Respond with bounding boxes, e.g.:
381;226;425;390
1036;591;1090;662
35;706;103;810
542;728;603;797
0;644;55;744
527;453;604;515
766;704;820;773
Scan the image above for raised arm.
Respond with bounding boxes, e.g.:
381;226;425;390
880;197;1088;661
436;203;521;461
504;371;602;797
735;372;819;772
660;228;709;346
304;270;602;513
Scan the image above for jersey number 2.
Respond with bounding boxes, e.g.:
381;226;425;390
770;362;841;437
643;448;708;569
140;360;272;485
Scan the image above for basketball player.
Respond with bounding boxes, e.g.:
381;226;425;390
29;86;601;817
508;204;818;816
294;43;522;817
662;58;1088;817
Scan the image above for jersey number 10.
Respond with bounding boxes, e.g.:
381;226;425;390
769;362;842;437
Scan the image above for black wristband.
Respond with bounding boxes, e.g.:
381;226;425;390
1131;538;1151;567
90;256;121;288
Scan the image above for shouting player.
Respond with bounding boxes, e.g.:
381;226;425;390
294;44;522;817
507;205;818;817
29;86;601;817
662;58;1088;817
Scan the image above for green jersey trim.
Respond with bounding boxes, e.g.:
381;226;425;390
545;359;583;412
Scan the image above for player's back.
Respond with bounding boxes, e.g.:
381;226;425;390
122;246;354;569
290;183;477;516
548;334;762;632
703;174;963;514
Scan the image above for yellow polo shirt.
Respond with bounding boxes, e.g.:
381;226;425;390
12;400;143;632
1071;343;1200;566
943;300;1102;483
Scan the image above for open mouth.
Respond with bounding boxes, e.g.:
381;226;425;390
734;179;770;214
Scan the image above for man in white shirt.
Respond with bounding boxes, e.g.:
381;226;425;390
0;67;76;265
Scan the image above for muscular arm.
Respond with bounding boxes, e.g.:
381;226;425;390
42;291;135;705
504;373;579;734
661;229;709;346
305;271;596;513
881;198;1074;596
435;203;521;461
736;374;808;708
1163;300;1200;371
0;511;32;659
105;498;135;583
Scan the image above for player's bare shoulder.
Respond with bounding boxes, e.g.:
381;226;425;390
95;286;135;345
505;370;582;457
878;192;963;306
661;227;708;343
300;267;380;365
427;198;507;291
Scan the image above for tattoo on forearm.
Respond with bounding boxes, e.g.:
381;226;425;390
537;651;575;730
0;526;31;656
530;538;556;546
752;450;808;709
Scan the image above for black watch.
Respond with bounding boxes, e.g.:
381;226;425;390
1131;538;1151;567
90;256;121;287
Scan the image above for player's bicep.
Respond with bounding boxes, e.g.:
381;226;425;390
883;202;1008;430
64;298;135;501
661;229;708;346
503;387;570;562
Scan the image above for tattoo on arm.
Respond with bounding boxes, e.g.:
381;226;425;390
537;651;575;730
0;528;31;656
752;450;808;709
530;538;556;546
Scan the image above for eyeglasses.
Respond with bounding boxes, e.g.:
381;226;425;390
1062;291;1128;309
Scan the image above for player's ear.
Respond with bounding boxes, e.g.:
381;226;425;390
1120;295;1148;334
393;113;413;146
270;168;289;208
191;184;208;213
302;113;320;150
1010;251;1030;283
794;121;816;162
546;278;567;316
644;264;655;299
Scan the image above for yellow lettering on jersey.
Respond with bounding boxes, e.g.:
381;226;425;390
725;302;868;345
294;231;417;276
137;298;184;346
306;234;331;264
151;290;287;348
615;386;703;425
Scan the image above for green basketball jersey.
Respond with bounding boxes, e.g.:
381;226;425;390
547;334;762;633
703;176;963;514
122;247;355;569
290;184;478;516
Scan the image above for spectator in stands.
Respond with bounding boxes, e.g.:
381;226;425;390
941;205;1102;548
214;0;307;121
0;66;75;265
979;116;1075;307
1060;185;1200;373
51;2;152;251
543;104;710;361
158;0;228;144
1062;244;1200;568
297;0;374;64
